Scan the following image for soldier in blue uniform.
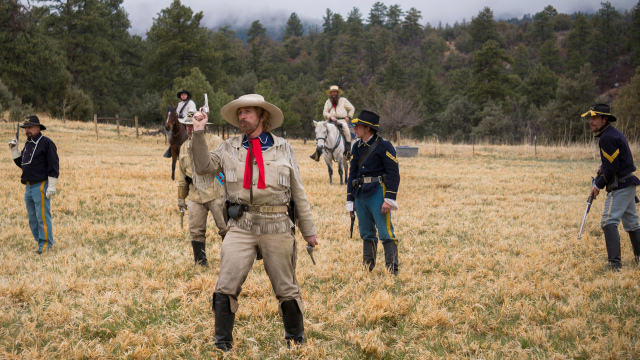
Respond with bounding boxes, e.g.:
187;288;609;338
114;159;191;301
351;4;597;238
346;110;401;275
8;116;60;254
585;104;640;271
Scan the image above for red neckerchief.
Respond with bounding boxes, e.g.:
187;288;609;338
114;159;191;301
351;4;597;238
243;138;266;190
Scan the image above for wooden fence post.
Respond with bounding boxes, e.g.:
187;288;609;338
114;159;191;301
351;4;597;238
94;114;98;140
116;114;120;136
135;116;139;138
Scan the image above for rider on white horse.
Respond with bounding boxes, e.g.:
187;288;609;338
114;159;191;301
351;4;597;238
310;85;355;161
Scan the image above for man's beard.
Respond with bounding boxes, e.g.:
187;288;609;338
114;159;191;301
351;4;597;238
330;95;339;106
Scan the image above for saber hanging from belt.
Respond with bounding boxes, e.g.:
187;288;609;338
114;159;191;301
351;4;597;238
350;211;356;238
578;177;595;239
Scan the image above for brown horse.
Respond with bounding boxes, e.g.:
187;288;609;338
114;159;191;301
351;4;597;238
163;106;187;180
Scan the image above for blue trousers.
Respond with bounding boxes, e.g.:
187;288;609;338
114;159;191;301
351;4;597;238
25;181;53;251
601;185;640;231
355;184;398;245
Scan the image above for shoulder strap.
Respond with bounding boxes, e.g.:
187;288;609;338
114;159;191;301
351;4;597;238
358;136;383;168
177;101;188;117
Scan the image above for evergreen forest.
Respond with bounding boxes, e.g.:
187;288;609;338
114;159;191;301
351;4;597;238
2;0;640;143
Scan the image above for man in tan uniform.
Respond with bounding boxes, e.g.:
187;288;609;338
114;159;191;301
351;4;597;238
310;85;355;161
191;94;318;351
177;112;228;266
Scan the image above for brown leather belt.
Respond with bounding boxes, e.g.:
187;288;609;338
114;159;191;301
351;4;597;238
25;180;44;186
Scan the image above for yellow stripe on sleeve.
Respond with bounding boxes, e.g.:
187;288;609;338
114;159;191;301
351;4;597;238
386;152;398;163
601;148;620;163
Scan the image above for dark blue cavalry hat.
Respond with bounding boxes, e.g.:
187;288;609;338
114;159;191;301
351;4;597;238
19;115;46;130
351;110;381;132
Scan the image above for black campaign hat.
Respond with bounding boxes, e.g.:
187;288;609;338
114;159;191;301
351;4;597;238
19;115;46;130
177;89;192;99
582;103;616;122
351;110;381;132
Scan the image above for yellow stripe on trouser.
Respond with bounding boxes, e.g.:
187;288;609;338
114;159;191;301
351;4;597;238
40;182;49;250
382;182;398;245
604;192;614;224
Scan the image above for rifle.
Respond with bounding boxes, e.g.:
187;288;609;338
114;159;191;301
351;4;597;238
578;177;595;239
164;90;175;108
350;211;356;238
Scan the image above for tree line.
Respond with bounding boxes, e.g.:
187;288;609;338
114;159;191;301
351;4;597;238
2;0;640;143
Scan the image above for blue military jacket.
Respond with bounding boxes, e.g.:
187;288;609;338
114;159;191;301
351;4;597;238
347;133;400;201
13;133;59;184
594;124;640;191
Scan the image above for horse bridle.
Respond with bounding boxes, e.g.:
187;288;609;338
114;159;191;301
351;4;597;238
316;122;342;155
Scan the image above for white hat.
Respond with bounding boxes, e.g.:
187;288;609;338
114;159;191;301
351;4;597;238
220;94;284;129
179;111;210;125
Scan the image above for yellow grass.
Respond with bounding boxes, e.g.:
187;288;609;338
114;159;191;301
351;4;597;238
1;117;640;359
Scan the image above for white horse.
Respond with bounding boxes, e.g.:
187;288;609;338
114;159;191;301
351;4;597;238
313;120;349;185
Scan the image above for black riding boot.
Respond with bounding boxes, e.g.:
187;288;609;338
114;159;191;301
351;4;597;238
345;141;352;157
603;224;622;271
363;240;377;271
281;299;305;347
212;293;235;351
309;148;321;162
383;241;399;275
191;241;208;266
628;230;640;264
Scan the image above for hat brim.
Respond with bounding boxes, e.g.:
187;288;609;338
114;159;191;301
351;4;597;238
221;97;284;130
179;118;211;125
581;110;617;122
20;122;46;130
326;89;344;96
351;118;380;132
177;91;191;99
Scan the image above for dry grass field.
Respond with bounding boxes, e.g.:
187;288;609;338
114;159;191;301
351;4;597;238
1;117;640;359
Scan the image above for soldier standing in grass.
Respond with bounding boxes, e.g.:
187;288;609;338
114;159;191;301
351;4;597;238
346;110;400;275
7;115;59;254
586;103;640;271
190;94;318;351
310;85;355;161
176;112;228;266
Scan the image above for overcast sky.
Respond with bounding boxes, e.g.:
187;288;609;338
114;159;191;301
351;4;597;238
122;0;638;36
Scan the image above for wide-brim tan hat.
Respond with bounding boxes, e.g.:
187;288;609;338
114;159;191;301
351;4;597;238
179;111;211;125
325;85;343;96
220;94;284;129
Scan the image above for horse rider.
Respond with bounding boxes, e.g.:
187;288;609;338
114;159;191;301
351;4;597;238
346;110;401;275
8;115;60;254
190;94;318;351
585;103;640;271
177;89;197;121
310;85;355;161
177;112;228;266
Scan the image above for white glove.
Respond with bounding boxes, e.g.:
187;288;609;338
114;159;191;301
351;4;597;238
8;139;20;159
346;201;354;212
46;177;58;199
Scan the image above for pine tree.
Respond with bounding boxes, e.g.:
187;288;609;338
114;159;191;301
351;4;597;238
469;40;514;105
282;13;303;42
367;2;387;29
565;13;592;74
469;7;501;50
521;64;557;108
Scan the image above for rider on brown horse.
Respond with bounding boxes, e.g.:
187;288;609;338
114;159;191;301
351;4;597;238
176;90;197;121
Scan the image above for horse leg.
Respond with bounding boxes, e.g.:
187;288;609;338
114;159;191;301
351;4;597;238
338;158;344;185
326;161;333;185
171;147;178;180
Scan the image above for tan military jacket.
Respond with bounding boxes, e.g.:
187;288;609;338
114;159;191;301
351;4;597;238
177;133;224;203
323;97;355;120
191;131;317;237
